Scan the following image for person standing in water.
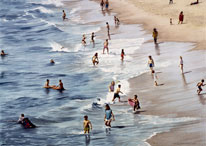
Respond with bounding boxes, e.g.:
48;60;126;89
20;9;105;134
121;49;125;61
197;79;205;95
62;10;66;21
83;115;92;134
106;22;110;39
131;95;140;111
179;56;184;73
52;80;65;90
178;11;184;24
152;28;158;44
104;104;115;127
103;39;109;54
148;56;155;73
105;0;109;10
109;81;115;92
92;53;99;66
82;34;86;46
112;84;123;102
152;70;158;86
100;0;104;11
91;32;95;48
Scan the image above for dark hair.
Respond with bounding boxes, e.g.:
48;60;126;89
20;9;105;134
118;84;121;88
47;79;49;82
105;104;110;110
152;70;155;73
134;95;138;98
149;56;152;59
84;115;88;119
59;80;62;82
95;53;98;56
106;22;108;24
202;79;204;82
21;114;24;117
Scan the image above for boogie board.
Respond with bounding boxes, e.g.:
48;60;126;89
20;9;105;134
128;98;135;107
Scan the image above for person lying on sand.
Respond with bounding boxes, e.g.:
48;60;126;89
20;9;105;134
191;0;199;5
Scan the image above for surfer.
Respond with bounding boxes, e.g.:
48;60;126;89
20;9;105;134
83;115;92;134
103;39;109;54
112;84;123;102
50;59;55;64
132;95;140;111
104;104;115;127
109;81;115;92
148;56;155;73
197;79;205;95
1;50;8;56
62;10;66;20
92;53;99;66
52;80;65;90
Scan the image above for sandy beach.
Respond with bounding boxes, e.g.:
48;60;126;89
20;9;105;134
93;0;206;145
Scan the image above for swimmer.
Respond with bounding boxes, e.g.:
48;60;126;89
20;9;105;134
152;70;158;86
62;10;66;21
121;49;125;61
92;53;99;66
131;95;140;111
103;39;109;54
148;56;155;73
109;81;115;92
44;79;54;88
91;32;95;48
52;80;65;90
104;104;115;127
112;84;123;102
1;50;8;56
197;79;205;95
179;56;183;73
17;114;25;124
83;115;92;134
82;34;86;46
50;59;55;64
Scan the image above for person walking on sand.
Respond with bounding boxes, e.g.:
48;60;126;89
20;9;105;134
179;56;184;73
109;81;115;92
92;53;99;66
131;95;141;111
152;28;158;44
112;84;123;102
197;79;205;95
148;56;155;73
83;115;92;134
178;11;184;24
121;49;125;61
91;32;95;48
62;10;66;21
152;70;158;86
169;0;173;4
103;39;109;54
100;0;104;11
105;0;109;10
104;104;115;127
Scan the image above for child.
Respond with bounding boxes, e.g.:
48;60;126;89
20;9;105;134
17;114;25;123
148;56;155;73
104;104;115;127
83;115;92;134
112;84;123;102
92;53;99;66
179;56;183;73
132;95;140;111
197;79;205;95
152;70;158;86
109;81;115;92
121;49;125;61
103;39;109;54
152;28;158;44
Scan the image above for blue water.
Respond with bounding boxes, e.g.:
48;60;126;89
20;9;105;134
0;0;197;145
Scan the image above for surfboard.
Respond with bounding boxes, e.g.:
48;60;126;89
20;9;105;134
128;98;135;107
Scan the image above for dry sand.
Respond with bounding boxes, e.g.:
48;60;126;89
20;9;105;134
109;0;206;50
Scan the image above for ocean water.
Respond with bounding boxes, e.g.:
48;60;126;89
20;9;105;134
0;0;197;145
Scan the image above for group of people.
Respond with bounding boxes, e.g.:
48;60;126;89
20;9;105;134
100;0;109;11
44;79;65;90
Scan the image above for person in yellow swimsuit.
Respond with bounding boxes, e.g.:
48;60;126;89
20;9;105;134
83;115;92;134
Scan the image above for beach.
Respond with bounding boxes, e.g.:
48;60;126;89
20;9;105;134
103;0;206;145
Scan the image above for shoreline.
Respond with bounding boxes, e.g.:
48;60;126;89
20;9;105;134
97;0;206;145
